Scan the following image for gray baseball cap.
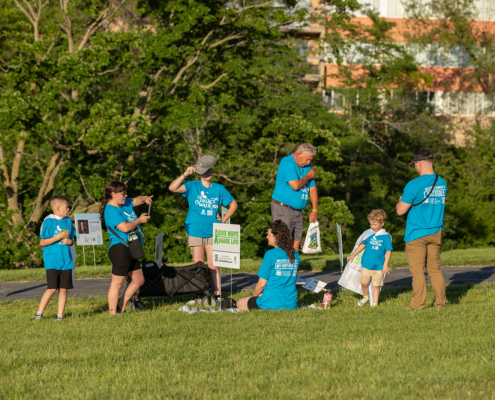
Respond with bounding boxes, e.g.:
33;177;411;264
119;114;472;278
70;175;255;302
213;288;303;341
195;154;217;174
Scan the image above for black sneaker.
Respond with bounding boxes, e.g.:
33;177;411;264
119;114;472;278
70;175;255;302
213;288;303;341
32;312;43;320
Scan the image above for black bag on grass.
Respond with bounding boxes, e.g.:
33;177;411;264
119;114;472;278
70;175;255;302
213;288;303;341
137;261;211;298
220;298;237;310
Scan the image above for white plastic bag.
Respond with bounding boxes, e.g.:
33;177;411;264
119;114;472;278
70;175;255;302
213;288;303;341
302;222;322;254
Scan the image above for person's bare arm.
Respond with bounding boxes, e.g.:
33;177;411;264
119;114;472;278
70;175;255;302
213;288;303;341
383;251;392;275
132;195;154;207
347;243;366;262
288;169;316;191
115;214;150;233
396;196;412;215
309;186;318;223
252;277;267;297
169;166;195;193
40;231;69;247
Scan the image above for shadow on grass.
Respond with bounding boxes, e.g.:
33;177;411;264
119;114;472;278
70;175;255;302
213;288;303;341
299;256;341;272
378;286;412;304
84;284;480;315
376;283;476;306
446;284;473;305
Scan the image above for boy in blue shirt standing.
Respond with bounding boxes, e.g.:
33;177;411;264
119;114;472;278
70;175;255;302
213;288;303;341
347;209;393;307
33;195;76;321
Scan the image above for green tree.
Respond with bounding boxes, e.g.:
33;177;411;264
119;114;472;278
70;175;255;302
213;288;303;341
0;0;350;267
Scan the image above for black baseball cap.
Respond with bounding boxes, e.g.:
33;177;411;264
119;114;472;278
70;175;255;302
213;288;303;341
409;149;433;165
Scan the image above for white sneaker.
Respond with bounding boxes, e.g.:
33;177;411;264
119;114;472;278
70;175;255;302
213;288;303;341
357;297;369;307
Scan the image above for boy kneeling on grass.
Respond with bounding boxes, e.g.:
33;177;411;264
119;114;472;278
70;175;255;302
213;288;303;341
347;209;392;307
33;195;76;321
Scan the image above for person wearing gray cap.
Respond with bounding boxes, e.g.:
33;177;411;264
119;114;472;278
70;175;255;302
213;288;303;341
396;150;448;309
169;154;238;301
271;143;318;250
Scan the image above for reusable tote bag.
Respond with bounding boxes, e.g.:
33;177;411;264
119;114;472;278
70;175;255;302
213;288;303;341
302;222;322;254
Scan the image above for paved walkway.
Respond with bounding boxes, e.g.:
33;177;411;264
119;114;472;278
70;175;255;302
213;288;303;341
1;266;494;301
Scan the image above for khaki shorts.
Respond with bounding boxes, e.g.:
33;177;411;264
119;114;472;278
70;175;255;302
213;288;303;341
360;267;384;287
187;235;213;247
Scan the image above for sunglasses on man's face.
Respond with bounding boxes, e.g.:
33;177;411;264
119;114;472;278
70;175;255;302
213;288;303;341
116;190;127;195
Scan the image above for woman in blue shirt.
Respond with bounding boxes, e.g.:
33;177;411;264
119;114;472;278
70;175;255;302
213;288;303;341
100;181;152;315
237;220;300;311
169;155;238;301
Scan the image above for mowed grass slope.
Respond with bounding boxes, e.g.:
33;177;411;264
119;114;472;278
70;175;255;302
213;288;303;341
1;284;495;399
1;247;495;282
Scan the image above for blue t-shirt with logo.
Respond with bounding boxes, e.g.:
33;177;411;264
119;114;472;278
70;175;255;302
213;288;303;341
104;198;143;250
401;174;448;242
40;216;76;270
256;248;300;310
361;232;393;271
272;154;316;210
182;181;234;238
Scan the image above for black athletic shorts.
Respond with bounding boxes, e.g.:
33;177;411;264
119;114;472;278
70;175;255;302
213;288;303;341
247;296;261;310
46;269;74;290
108;243;142;277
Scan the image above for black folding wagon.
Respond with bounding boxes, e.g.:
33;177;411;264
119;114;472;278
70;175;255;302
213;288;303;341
124;261;212;310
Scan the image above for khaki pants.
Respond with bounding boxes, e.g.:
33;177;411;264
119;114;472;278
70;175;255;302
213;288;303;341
406;230;446;309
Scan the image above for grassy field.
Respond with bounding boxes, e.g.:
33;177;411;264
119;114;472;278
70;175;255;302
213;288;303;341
1;247;495;283
1;283;494;399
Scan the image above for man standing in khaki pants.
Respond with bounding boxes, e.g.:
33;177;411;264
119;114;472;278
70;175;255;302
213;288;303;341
396;150;448;309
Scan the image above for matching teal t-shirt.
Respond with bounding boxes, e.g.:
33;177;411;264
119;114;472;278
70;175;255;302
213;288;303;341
361;233;393;271
256;247;300;311
272;154;315;210
40;216;76;270
104;198;144;249
402;174;448;242
182;181;234;238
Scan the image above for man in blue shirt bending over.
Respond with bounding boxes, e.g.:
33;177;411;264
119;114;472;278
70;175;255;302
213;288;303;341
396;150;447;309
271;143;318;250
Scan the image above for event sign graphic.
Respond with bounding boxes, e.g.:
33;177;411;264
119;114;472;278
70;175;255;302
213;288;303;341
75;213;103;245
155;233;164;267
213;223;240;269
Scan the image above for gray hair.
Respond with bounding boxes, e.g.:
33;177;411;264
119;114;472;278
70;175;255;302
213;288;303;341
295;143;316;155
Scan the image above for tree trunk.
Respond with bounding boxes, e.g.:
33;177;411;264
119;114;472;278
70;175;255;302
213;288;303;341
0;133;27;225
25;151;67;234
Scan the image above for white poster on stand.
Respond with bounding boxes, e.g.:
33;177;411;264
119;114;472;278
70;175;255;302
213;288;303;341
213;223;240;269
155;233;164;266
75;213;103;245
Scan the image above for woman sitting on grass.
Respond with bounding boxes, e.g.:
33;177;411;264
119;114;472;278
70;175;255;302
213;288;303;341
238;220;300;311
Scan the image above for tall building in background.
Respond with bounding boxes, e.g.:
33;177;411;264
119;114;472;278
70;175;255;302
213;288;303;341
292;0;495;122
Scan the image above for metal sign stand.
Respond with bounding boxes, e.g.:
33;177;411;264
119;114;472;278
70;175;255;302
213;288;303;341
83;246;86;270
336;223;344;293
93;245;96;269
